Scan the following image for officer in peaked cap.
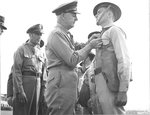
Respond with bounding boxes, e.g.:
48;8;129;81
12;23;46;115
0;15;7;35
26;24;44;47
93;2;121;22
52;0;80;15
45;0;102;115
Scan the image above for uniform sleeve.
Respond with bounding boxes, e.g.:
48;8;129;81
7;71;13;98
50;32;80;68
110;27;130;92
13;46;24;94
41;58;47;88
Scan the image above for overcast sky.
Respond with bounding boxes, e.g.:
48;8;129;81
0;0;149;111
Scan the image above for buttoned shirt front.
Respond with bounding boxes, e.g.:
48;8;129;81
13;42;45;94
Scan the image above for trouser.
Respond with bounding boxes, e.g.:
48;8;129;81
13;76;40;115
45;66;78;115
95;73;125;115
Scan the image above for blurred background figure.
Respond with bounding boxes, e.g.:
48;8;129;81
0;15;7;35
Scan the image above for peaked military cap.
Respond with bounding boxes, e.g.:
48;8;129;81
0;15;7;30
26;24;43;34
52;1;79;15
93;2;121;22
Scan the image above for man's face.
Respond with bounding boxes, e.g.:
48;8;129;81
95;7;109;26
30;33;42;45
63;12;78;29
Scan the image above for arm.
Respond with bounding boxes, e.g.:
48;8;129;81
13;46;24;94
110;27;131;92
50;32;94;68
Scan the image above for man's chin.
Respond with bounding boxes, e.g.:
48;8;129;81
96;21;100;26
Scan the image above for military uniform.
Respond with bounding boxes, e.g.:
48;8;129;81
12;24;46;115
92;2;132;115
44;1;100;115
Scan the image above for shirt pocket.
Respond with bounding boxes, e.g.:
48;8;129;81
102;37;110;45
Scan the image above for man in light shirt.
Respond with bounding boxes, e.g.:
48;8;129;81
91;2;132;115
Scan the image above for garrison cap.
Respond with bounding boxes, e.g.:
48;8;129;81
93;2;121;22
88;31;101;39
52;1;79;15
26;24;43;34
0;15;7;30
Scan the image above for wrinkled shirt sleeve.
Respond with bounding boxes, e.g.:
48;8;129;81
110;27;130;92
13;46;24;94
50;32;81;68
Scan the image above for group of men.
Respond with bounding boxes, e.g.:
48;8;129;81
2;0;132;115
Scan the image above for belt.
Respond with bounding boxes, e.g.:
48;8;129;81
94;67;102;75
22;71;41;77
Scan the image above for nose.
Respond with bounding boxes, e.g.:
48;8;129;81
74;15;78;21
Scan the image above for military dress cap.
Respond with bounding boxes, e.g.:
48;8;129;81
88;31;101;39
93;2;121;22
0;15;7;30
52;1;79;15
26;24;44;34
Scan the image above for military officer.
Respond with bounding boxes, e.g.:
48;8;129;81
12;24;46;115
44;1;102;115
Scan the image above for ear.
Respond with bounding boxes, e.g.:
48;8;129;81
108;10;114;18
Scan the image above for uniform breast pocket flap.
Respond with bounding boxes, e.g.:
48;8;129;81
24;53;33;58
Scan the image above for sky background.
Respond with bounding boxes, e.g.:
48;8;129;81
0;0;149;111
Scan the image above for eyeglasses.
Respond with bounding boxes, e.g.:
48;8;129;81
68;12;77;18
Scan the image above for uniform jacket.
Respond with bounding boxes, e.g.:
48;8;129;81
94;25;131;92
12;42;46;115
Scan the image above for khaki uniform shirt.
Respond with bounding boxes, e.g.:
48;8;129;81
13;42;45;94
46;24;83;69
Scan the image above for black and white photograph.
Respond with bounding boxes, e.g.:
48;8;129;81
0;0;149;115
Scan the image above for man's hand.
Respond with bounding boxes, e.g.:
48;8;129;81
114;92;127;106
88;33;101;42
7;97;13;106
89;38;103;49
17;92;28;104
